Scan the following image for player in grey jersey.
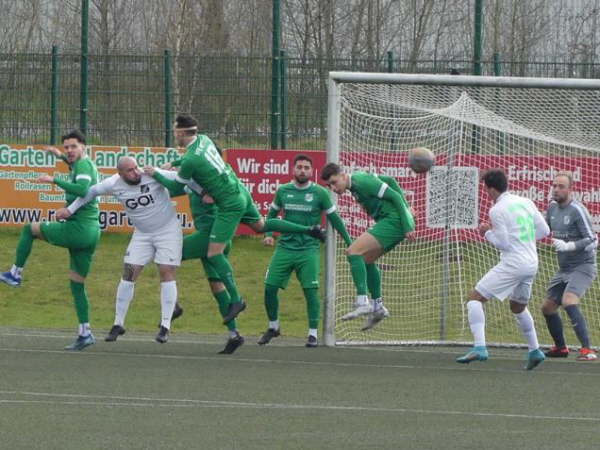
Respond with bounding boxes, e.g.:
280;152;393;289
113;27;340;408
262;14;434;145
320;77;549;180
542;172;597;361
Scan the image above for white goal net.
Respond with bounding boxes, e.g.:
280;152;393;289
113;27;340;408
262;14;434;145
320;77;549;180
324;73;600;348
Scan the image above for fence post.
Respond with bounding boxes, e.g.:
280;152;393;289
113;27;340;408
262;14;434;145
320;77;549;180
280;49;287;149
80;0;89;135
51;45;59;145
493;52;502;76
164;50;173;148
270;0;282;149
387;51;394;73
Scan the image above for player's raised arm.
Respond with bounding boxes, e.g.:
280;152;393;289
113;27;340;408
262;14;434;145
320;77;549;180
320;188;352;246
47;165;94;197
380;187;415;233
484;208;510;251
66;175;116;216
532;206;550;241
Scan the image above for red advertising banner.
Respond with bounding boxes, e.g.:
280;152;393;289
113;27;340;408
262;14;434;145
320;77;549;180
226;149;328;234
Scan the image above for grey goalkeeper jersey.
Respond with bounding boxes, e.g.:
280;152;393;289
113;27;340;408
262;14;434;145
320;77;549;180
546;200;597;271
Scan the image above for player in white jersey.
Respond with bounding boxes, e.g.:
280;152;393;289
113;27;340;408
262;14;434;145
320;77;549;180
56;156;199;344
456;169;550;370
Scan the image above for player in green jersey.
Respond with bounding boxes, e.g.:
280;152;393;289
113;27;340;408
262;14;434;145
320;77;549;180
320;162;415;330
148;114;326;348
258;154;352;347
156;157;246;355
0;130;101;350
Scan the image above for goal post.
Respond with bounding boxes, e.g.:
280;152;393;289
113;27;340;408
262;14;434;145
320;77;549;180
324;72;600;348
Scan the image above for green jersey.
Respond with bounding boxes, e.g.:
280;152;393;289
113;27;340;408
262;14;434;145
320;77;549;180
176;135;240;206
349;172;411;223
271;181;335;251
54;156;99;222
186;187;217;227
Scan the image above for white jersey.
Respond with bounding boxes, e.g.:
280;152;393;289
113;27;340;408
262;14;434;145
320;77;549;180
67;169;201;234
484;192;550;269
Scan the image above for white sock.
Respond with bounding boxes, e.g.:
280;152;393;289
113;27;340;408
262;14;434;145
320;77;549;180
514;308;539;351
160;281;177;329
269;320;280;330
467;300;486;347
373;298;384;310
229;330;239;338
114;279;135;327
309;328;318;338
78;323;91;337
356;295;370;307
11;264;23;278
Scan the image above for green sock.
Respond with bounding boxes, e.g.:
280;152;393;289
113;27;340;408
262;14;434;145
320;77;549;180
15;224;34;268
213;289;237;331
303;288;320;330
70;280;89;324
366;263;382;299
347;254;368;296
265;284;279;321
207;254;241;303
263;218;310;234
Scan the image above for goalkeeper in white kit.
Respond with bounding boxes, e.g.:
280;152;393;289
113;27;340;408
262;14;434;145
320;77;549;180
456;169;550;370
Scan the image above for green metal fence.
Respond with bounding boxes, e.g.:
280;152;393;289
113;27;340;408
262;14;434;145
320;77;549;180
1;50;600;149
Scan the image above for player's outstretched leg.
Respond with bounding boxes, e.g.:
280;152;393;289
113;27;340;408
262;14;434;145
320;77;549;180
0;223;37;287
342;254;372;320
456;299;488;364
219;332;245;354
64;280;96;351
361;263;389;331
564;304;597;361
304;288;319;347
156;280;177;343
258;285;281;345
456;346;489;364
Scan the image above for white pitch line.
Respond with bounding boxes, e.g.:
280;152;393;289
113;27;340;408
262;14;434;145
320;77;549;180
0;390;599;423
0;346;598;378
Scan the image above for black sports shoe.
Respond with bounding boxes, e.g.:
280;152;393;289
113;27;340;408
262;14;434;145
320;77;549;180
307;225;326;243
257;328;281;345
222;300;247;324
105;325;126;342
172;303;184;320
155;326;169;344
305;335;318;348
157;303;184;328
218;333;245;354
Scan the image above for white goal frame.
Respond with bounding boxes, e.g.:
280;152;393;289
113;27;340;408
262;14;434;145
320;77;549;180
324;71;600;347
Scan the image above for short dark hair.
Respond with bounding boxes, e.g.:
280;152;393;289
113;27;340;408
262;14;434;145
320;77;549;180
294;154;312;166
61;130;86;144
320;162;341;181
174;114;198;135
482;169;508;193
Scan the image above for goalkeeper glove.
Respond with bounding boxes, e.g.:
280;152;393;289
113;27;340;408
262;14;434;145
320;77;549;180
552;239;576;252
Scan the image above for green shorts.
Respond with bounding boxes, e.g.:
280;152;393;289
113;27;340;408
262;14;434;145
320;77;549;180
210;189;261;243
41;220;100;277
367;216;406;253
265;247;320;289
182;219;231;281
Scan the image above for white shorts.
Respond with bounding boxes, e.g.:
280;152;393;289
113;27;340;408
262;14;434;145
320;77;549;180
124;219;182;266
475;263;537;304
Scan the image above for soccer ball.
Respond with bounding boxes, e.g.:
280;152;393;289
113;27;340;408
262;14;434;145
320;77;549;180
408;147;435;174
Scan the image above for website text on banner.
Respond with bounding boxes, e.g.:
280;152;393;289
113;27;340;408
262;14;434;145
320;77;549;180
0;144;194;233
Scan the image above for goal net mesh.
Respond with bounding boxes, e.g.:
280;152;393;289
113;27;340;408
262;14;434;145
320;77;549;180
328;78;600;347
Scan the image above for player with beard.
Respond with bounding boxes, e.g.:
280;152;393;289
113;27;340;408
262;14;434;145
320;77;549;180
258;154;352;348
0;130;101;351
56;156;195;344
